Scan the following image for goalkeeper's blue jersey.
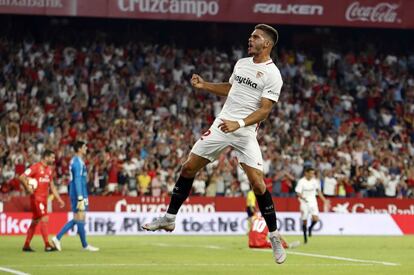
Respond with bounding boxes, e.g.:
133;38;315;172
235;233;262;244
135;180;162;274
69;156;88;200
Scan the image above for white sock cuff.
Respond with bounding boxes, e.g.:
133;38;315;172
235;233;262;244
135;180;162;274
165;213;176;220
269;230;280;238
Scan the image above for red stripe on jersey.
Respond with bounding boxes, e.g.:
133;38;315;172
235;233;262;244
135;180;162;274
266;61;273;65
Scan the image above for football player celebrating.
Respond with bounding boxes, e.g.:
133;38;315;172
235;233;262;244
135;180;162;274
143;24;286;264
19;149;65;252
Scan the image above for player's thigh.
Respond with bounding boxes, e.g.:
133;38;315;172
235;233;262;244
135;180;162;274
309;204;320;221
190;124;230;163
300;204;310;221
232;135;263;171
31;199;47;220
182;153;211;174
240;163;265;193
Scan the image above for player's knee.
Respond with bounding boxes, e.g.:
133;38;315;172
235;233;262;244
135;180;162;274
181;163;199;178
251;180;266;195
41;216;49;222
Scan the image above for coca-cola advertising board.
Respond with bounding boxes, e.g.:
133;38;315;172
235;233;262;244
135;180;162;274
0;0;413;29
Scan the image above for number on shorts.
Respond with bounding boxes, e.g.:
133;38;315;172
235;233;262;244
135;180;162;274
200;130;211;140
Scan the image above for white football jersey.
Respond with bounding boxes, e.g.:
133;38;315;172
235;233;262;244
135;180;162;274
295;177;320;203
218;57;283;130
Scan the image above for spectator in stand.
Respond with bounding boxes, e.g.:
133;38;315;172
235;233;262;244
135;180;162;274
0;19;414;199
322;169;337;197
384;173;401;198
137;167;151;196
192;172;206;196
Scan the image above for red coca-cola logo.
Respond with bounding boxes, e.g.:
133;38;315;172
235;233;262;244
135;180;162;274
345;1;401;23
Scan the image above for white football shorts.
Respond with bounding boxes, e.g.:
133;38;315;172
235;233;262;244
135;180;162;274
191;118;263;171
300;200;319;220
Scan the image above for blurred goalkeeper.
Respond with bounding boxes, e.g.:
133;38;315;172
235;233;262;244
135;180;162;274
52;141;99;252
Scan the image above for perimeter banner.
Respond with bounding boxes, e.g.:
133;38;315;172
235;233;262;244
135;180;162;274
3;197;414;215
1;212;413;235
0;0;413;29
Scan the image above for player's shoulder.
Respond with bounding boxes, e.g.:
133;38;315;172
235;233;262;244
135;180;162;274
235;57;252;66
297;177;305;183
30;162;41;171
70;156;80;165
263;60;282;76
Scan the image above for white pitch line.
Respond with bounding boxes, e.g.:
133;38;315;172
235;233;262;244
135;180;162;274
253;249;400;266
0;266;31;275
4;263;379;268
153;243;223;249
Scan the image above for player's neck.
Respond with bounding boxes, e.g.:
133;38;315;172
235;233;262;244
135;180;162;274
76;153;84;159
40;160;48;167
252;53;271;64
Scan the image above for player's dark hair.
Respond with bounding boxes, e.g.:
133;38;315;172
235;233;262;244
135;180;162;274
42;149;55;158
255;24;279;46
304;166;315;173
73;140;86;153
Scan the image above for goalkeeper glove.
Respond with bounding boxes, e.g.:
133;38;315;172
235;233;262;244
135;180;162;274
77;197;85;211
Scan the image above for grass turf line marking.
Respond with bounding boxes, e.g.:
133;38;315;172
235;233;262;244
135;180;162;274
253;249;400;266
4;263;378;268
154;243;222;249
0;267;31;275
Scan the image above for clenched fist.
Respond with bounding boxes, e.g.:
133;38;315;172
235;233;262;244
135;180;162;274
191;74;205;89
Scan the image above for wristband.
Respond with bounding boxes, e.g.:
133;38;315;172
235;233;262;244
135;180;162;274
78;196;84;201
237;119;246;128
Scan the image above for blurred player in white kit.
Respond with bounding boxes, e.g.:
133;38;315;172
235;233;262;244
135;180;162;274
295;167;329;243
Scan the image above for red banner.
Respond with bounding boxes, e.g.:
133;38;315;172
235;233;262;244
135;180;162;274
0;212;68;236
2;196;414;214
0;0;413;29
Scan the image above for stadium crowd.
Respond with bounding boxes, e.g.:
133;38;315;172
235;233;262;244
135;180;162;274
1;19;414;200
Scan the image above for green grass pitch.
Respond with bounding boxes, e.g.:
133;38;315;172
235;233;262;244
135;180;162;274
1;235;413;275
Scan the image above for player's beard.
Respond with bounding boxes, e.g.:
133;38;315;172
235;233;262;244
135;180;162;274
248;44;262;57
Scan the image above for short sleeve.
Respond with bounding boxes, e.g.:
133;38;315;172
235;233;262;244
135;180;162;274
295;180;302;193
24;165;35;177
228;60;240;85
261;69;283;102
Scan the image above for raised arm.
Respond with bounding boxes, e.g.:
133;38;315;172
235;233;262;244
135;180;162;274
191;74;231;97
